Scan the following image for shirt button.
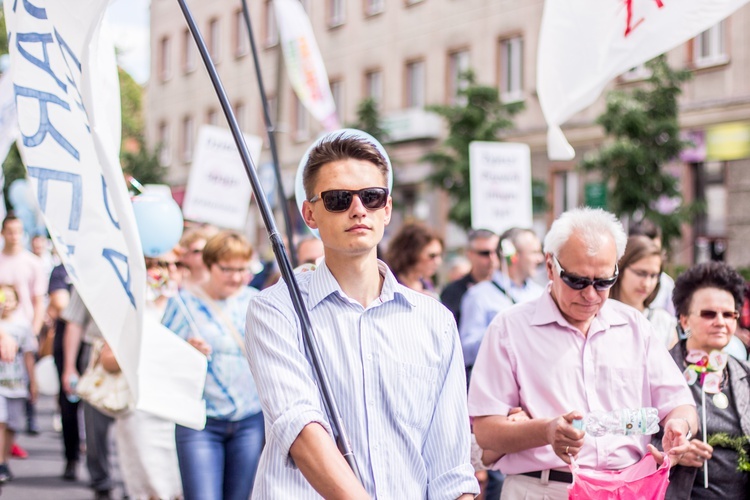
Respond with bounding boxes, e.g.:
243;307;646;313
367;354;373;361
368;400;374;406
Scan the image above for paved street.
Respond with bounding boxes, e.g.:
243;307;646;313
2;395;125;500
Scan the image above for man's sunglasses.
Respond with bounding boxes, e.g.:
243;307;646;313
695;310;739;321
552;255;619;291
310;187;389;213
472;249;494;257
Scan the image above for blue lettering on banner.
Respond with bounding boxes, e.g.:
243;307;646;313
16;32;67;92
101;176;120;230
54;29;89;124
101;249;136;308
26;166;82;231
13;85;80;160
14;0;47;19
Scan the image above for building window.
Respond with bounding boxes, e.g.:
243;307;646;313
265;1;279;47
448;49;470;104
330;79;344;121
329;0;346;27
405;60;425;108
499;35;523;103
158;36;171;82
206;109;219;126
365;70;383;106
158;122;171;166
620;63;651;82
294;96;310;142
365;0;384;16
233;9;250;58
693;21;728;68
552;169;578;218
182;29;196;74
235;102;246;131
207;18;221;62
181;116;194;163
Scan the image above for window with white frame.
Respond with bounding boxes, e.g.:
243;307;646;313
694;21;728;67
234;9;249;58
294;96;310;141
182;29;196;74
329;0;345;27
181;116;194;163
448;49;470;104
406;60;425;108
158;122;171;166
207;109;219;126
366;0;384;16
158;36;171;82
499;36;523;103
235;102;246;131
365;70;383;105
330;80;344;121
265;1;279;47
208;18;221;62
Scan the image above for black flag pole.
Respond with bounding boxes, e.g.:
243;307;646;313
175;0;363;484
239;0;297;267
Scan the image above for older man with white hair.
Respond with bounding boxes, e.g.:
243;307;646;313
468;207;697;499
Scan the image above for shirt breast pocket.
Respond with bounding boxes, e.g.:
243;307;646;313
381;360;438;431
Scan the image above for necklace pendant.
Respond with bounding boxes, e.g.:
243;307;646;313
712;392;729;409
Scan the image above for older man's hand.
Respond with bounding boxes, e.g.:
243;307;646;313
546;411;585;464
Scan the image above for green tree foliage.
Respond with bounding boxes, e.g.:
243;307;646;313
580;56;695;249
347;97;388;144
424;70;523;229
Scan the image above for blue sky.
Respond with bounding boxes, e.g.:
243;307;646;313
106;0;150;84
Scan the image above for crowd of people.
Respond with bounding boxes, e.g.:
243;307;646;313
0;130;748;500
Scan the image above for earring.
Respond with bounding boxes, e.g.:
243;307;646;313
683;327;692;338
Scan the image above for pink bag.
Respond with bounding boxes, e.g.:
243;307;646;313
567;454;670;500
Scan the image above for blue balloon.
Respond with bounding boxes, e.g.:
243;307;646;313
132;195;184;257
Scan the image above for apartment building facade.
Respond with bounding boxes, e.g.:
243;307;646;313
145;0;750;267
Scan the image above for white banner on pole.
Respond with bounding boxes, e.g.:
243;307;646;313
182;125;262;230
5;0;206;429
538;0;750;160
469;142;532;235
274;0;340;131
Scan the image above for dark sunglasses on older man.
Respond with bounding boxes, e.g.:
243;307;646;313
310;187;389;213
552;255;619;291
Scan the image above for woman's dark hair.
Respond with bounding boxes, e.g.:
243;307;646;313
385;222;442;277
609;235;663;308
672;261;746;317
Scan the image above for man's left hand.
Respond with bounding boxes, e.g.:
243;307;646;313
650;418;691;468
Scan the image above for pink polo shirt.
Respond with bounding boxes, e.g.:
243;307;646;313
467;287;694;475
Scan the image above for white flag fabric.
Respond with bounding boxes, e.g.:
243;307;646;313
4;0;206;429
274;0;340;131
0;71;18;221
538;0;750;160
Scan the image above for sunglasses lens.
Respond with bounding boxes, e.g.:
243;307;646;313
699;310;718;319
475;250;492;257
561;275;589;290
593;277;618;291
322;190;353;212
359;188;388;209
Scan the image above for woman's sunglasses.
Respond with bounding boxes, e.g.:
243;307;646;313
310;187;389;213
695;310;739;321
552;255;619;291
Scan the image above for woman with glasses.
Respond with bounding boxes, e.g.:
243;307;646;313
654;261;750;499
161;231;263;500
385;222;443;298
100;249;184;499
609;235;678;347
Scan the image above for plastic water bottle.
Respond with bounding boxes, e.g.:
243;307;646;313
573;408;660;437
67;376;81;403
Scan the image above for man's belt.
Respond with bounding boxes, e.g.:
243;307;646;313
520;469;573;483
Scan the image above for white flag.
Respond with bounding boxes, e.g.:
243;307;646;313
538;0;750;160
4;0;206;429
274;0;340;131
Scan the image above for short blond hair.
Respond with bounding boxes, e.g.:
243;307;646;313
202;231;253;268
